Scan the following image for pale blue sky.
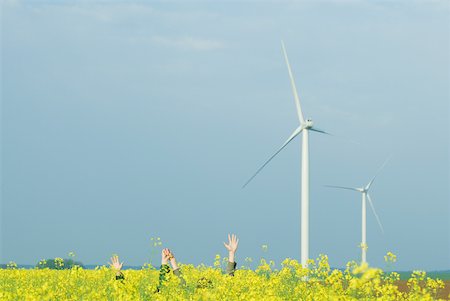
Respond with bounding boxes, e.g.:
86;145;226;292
1;0;449;270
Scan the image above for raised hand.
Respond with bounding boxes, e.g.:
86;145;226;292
223;234;239;263
167;249;179;270
109;255;123;275
161;248;171;265
224;234;239;253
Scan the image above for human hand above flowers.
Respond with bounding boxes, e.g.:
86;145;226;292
167;249;179;270
223;234;239;263
161;248;171;265
109;255;123;276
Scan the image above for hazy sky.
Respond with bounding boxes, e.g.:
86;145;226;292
1;0;449;270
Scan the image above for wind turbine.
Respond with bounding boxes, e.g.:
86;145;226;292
243;41;330;267
325;156;391;264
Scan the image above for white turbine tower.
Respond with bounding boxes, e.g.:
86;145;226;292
325;157;391;264
243;41;330;267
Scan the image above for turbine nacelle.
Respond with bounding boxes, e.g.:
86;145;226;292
302;119;314;129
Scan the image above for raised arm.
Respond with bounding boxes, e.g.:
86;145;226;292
223;234;239;276
156;248;172;292
156;248;186;292
167;249;186;286
109;255;124;281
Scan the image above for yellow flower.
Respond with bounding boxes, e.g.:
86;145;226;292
1;253;442;300
384;251;397;263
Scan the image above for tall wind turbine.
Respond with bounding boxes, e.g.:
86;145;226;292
325;157;391;264
243;41;330;267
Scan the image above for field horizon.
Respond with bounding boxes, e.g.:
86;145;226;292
3;263;450;280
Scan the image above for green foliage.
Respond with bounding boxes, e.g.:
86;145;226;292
36;258;84;270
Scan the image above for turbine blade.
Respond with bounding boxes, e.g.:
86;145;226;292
310;127;332;136
281;40;305;124
365;154;393;190
324;185;360;192
367;194;384;234
310;127;363;145
242;126;302;188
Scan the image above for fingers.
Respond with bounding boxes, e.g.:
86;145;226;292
110;255;118;265
228;234;238;242
168;249;175;260
109;255;122;270
164;248;172;258
225;234;239;251
227;234;238;244
225;233;240;251
161;248;175;260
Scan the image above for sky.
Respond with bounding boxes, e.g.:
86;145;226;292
1;0;449;271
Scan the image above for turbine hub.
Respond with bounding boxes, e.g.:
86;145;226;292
303;119;313;129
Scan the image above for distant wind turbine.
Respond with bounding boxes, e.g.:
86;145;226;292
325;156;391;264
243;41;331;267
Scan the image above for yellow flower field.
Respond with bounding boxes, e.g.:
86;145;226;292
1;255;448;300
